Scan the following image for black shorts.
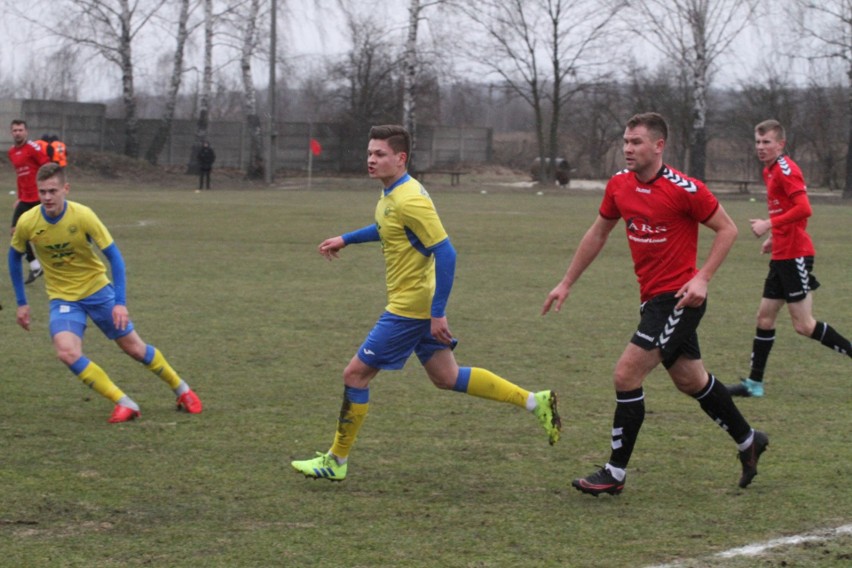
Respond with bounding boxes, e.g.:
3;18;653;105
630;292;706;369
763;256;820;303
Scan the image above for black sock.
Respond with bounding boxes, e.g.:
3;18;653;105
693;374;752;445
608;388;645;470
749;328;775;381
810;321;852;358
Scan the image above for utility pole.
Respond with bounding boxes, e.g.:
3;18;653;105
266;0;277;184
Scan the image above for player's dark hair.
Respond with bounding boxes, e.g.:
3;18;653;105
37;162;65;183
11;119;27;128
369;125;411;159
755;119;785;141
626;112;668;141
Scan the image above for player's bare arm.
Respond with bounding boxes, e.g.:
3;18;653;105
676;205;738;308
318;236;345;260
542;215;617;315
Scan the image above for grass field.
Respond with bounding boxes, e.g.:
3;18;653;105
0;169;850;567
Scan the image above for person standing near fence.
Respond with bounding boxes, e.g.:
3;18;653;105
198;141;216;190
728;119;851;398
8;119;50;284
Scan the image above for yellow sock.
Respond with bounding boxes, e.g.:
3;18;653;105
145;347;182;390
330;400;369;460
77;360;125;403
466;367;529;408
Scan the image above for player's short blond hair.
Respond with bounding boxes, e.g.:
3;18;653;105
37;162;66;183
755;119;785;141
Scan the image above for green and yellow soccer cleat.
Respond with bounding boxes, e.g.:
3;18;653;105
533;390;562;445
291;452;348;481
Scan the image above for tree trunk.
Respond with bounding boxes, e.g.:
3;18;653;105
241;0;264;179
145;0;190;165
188;0;214;174
119;1;138;158
403;0;420;171
688;26;708;180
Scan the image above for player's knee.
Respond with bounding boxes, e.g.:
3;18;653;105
792;319;816;337
56;347;81;366
430;374;455;390
612;368;640;391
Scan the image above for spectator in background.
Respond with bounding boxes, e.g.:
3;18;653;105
198;141;216;190
50;137;68;167
8;120;50;284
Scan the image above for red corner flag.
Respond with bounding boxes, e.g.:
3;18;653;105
310;138;322;156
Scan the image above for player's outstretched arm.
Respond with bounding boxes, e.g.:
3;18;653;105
320;224;381;260
318;236;346;260
542;215;617;315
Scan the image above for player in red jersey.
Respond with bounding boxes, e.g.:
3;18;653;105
728;120;851;398
542;112;767;495
8;119;50;284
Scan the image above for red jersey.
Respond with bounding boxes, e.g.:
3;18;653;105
8;140;50;202
762;155;815;260
600;165;720;302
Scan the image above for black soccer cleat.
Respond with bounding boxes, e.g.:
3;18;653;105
572;466;625;496
738;430;769;488
25;267;44;285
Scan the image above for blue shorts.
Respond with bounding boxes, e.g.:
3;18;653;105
49;284;135;340
357;312;455;370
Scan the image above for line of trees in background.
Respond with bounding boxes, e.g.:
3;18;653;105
1;0;851;197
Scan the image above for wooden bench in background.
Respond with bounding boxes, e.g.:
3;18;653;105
706;179;760;193
417;170;464;186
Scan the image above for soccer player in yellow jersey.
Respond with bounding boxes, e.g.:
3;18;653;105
8;163;203;423
291;125;561;481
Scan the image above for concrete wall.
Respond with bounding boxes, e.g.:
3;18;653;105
0;99;106;152
0;98;492;173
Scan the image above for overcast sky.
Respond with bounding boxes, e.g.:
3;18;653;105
0;0;835;103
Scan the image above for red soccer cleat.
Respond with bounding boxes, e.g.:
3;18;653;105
176;389;203;414
108;405;140;424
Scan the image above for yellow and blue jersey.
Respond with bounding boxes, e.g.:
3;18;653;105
11;201;114;301
375;174;448;319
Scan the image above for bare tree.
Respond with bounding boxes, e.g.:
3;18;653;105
793;0;852;198
219;0;266;178
197;0;215;143
402;0;445;169
20;46;82;101
458;0;624;183
629;0;759;179
27;0;169;158
144;0;192;165
328;10;400;141
626;63;693;169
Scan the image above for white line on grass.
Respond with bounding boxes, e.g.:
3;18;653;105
646;524;852;567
